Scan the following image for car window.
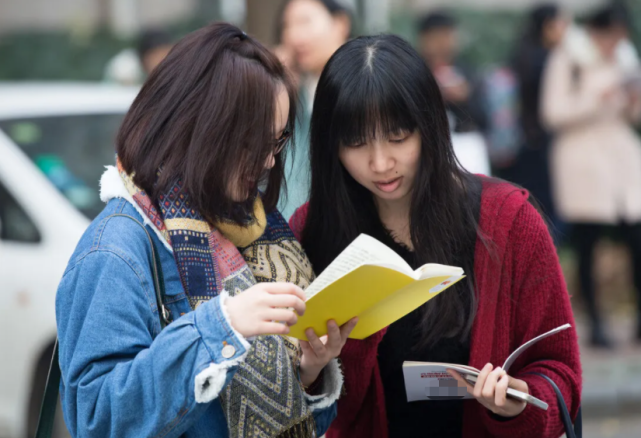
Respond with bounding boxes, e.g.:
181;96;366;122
0;113;125;220
0;180;41;243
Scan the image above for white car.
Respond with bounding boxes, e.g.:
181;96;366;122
0;82;137;438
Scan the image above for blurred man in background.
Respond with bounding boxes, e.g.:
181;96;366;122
137;29;174;75
417;11;487;134
418;11;491;175
104;29;174;85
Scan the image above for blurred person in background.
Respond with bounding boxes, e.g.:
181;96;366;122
138;29;175;74
510;4;569;241
542;1;641;348
418;11;490;176
104;29;174;85
57;23;352;437
417;11;487;135
277;0;352;218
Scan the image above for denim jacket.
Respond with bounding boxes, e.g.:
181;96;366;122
56;182;340;437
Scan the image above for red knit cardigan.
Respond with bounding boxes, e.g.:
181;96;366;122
289;179;582;438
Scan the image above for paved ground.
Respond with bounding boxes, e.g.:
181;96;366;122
578;316;641;419
577;314;641;438
584;416;641;438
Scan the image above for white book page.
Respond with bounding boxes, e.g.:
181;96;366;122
416;264;464;280
304;234;412;299
402;362;474;401
502;323;571;372
403;362;480;374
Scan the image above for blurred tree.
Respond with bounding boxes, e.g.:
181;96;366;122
246;0;281;46
97;0;111;28
196;0;221;26
2;2;641;81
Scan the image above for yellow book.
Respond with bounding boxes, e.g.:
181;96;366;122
288;234;465;340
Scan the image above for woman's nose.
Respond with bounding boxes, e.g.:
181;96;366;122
370;146;394;173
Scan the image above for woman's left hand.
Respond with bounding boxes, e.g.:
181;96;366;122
448;363;528;418
299;318;358;388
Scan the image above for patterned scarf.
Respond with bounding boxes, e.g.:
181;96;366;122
117;161;317;437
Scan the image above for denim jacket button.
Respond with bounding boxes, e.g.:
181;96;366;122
222;344;236;359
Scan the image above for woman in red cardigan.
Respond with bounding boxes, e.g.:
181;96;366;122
289;34;581;438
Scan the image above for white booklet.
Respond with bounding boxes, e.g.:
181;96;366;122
402;323;572;410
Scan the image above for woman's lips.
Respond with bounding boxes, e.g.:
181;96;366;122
373;176;403;193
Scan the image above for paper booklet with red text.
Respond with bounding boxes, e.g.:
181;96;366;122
402;323;572;410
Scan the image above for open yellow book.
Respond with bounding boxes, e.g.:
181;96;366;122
288;234;465;340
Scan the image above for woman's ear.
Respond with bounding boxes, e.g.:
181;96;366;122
334;13;351;42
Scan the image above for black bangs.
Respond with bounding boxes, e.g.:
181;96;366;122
304;34;480;352
329;66;418;149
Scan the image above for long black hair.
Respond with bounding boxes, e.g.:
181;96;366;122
584;0;631;31
300;34;483;348
524;4;560;43
512;4;561;74
511;4;560;139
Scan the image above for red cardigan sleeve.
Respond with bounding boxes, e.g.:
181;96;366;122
480;201;582;438
289;203;309;242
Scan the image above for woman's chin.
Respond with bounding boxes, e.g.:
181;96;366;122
230;187;258;203
370;187;409;202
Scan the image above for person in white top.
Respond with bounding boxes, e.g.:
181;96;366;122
541;2;641;348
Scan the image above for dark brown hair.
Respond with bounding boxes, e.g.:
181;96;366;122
117;22;297;223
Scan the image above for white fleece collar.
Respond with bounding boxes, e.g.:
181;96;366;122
99;165;173;253
563;24;640;72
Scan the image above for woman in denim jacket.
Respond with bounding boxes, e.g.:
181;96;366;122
55;23;355;438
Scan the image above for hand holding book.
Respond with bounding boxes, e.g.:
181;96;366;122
402;324;572;411
299;318;359;387
289;234;465;340
448;364;529;418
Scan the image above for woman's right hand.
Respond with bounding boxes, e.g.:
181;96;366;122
225;282;306;338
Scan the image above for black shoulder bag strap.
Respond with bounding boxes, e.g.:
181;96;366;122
35;214;170;438
528;371;582;438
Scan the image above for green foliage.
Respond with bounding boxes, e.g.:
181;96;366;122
0;30;128;80
2;3;641;81
0;19;205;81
